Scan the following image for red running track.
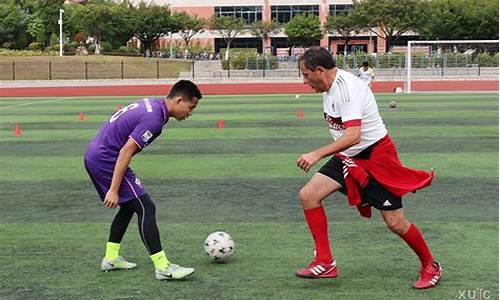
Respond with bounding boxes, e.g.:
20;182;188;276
0;80;497;97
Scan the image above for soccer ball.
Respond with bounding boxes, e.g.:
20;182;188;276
389;100;397;109
204;231;235;262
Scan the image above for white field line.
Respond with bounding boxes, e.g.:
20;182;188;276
0;96;78;110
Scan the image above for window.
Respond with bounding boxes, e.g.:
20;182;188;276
271;5;319;23
329;4;353;16
214;6;262;24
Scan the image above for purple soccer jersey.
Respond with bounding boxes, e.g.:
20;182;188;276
84;98;169;203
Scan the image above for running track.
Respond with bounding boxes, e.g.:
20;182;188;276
0;80;497;97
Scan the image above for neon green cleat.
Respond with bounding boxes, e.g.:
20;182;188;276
101;256;137;272
155;263;195;280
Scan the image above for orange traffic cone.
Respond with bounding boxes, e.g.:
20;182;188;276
14;123;21;136
117;104;123;110
79;112;85;121
297;109;304;120
217;119;224;129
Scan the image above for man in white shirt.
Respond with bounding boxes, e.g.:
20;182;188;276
294;46;442;290
358;61;375;87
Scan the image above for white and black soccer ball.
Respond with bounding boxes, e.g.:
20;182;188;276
389;100;397;109
204;231;235;262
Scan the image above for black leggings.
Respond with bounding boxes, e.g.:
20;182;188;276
108;194;162;255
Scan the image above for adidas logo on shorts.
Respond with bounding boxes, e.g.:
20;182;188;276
382;200;392;206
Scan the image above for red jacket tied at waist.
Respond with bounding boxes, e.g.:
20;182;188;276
337;135;435;218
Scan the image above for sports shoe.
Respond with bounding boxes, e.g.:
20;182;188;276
155;263;195;280
295;260;338;279
101;256;137;272
413;261;443;289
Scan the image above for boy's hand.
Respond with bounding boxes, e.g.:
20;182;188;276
104;190;119;209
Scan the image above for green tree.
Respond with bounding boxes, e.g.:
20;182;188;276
0;0;30;49
209;16;246;60
250;19;280;52
23;0;65;47
353;0;428;51
129;1;180;55
66;2;113;54
66;0;134;54
173;12;205;49
325;13;362;55
419;0;498;40
283;14;322;48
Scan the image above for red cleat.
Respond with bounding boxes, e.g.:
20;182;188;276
295;260;338;279
413;262;443;289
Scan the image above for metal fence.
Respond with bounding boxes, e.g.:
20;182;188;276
186;56;498;79
1;53;498;80
0;59;190;80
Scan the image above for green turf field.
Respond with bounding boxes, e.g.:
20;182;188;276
0;92;498;299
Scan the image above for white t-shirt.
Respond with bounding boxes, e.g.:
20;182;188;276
322;69;387;157
358;67;375;85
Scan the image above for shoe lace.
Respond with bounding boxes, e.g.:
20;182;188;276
420;262;438;279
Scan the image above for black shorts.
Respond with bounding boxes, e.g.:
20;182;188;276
318;155;402;211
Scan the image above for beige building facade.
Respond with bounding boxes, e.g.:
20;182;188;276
134;0;387;54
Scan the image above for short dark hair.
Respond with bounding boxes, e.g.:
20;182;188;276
362;61;369;67
299;46;336;71
167;80;202;101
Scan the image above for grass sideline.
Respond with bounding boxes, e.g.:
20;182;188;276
0;92;498;299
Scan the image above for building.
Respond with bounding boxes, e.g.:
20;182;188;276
137;0;389;55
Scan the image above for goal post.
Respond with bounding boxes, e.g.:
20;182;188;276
405;40;499;93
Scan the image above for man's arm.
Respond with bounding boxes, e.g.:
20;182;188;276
104;138;140;208
296;126;361;173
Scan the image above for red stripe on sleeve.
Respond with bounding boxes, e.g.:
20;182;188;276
343;119;361;127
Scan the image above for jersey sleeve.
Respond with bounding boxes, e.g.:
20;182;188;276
128;118;162;149
336;79;363;127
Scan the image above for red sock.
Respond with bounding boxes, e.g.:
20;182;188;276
400;224;434;268
304;206;333;264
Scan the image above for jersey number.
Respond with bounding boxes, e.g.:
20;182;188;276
109;103;139;123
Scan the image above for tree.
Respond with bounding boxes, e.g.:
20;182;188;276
129;2;180;55
105;1;136;49
353;0;428;51
209;16;246;60
283;14;322;48
418;0;498;41
0;0;30;49
23;0;66;47
173;12;205;49
325;13;362;55
250;19;280;53
66;1;117;54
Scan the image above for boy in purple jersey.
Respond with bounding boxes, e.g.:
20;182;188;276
84;80;202;280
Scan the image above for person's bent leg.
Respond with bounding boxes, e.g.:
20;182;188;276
129;194;194;280
128;195;165;265
381;209;442;289
299;173;341;264
295;172;342;279
381;209;433;268
105;205;135;260
101;204;137;271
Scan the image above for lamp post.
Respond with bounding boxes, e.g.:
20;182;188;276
58;9;64;57
169;32;173;59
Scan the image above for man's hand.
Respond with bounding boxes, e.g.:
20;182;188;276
296;150;322;173
104;190;119;209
